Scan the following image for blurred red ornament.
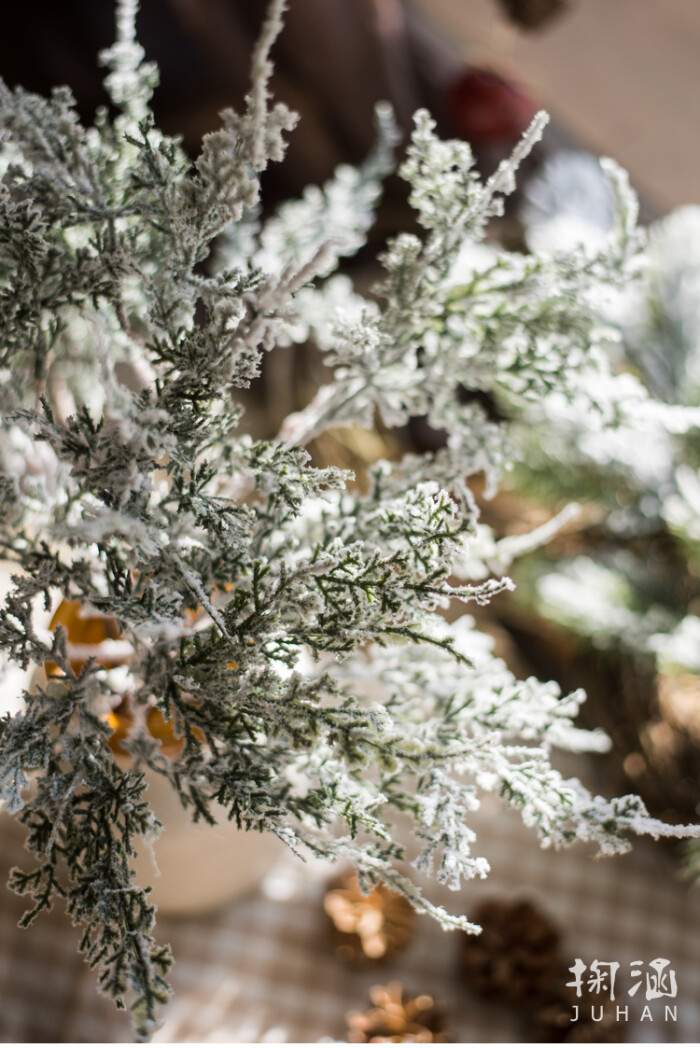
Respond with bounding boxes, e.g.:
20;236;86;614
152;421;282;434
445;69;538;145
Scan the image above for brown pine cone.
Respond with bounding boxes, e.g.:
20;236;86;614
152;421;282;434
496;0;574;30
324;871;415;965
347;982;449;1043
527;974;627;1042
459;897;561;1005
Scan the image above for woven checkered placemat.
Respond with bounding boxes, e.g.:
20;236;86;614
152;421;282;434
2;768;699;1044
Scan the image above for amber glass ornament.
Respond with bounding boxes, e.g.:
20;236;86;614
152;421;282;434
324;871;415;965
346;982;449;1043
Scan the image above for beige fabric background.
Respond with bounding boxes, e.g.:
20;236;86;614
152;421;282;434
408;0;700;215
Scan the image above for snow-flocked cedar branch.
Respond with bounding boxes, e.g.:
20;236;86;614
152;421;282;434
0;0;699;1038
511;162;700;884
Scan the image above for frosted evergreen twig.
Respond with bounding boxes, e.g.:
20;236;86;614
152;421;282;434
1;1;699;1040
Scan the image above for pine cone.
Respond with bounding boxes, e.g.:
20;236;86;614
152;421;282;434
460;898;561;1005
496;0;574;30
324;871;415;965
347;982;449;1043
527;974;626;1042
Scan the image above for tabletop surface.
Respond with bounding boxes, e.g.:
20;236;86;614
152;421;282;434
2;766;700;1044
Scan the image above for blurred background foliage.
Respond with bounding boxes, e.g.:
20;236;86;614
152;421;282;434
2;0;699;872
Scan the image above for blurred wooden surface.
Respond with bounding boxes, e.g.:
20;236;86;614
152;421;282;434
408;0;700;214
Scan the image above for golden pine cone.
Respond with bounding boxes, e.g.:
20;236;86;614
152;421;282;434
324;871;415;965
346;982;449;1043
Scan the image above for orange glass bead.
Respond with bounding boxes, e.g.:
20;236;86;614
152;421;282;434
45;599;126;677
104;701;134;755
104;702;204;758
46;598;216;757
146;707;189;756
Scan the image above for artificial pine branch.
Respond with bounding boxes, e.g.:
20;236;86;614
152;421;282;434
1;0;699;1038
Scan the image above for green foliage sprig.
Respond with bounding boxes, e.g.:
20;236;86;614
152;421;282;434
1;0;698;1037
